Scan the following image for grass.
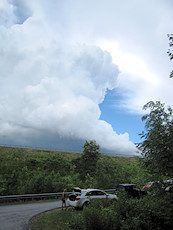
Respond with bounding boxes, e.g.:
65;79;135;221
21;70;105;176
29;208;75;230
0;146;82;160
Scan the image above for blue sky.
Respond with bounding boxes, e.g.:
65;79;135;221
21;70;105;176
99;89;144;144
0;0;173;156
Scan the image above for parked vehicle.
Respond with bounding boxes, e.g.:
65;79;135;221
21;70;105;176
115;184;147;198
68;188;117;209
143;182;155;191
143;180;173;193
71;187;82;195
164;179;173;193
164;178;173;183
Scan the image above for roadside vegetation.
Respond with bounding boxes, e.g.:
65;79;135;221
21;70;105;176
1;99;173;229
30;188;172;230
0;144;141;196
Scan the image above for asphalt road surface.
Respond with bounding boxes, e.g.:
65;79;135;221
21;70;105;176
0;200;61;230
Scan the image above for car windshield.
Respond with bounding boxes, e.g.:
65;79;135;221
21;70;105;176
117;184;136;191
147;182;153;185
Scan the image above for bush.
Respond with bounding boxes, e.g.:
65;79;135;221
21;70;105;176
69;190;173;230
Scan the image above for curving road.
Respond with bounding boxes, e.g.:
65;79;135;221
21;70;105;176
0;200;61;230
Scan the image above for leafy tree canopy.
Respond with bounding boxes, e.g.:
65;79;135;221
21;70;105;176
167;34;173;78
72;140;101;181
138;101;173;179
82;140;100;161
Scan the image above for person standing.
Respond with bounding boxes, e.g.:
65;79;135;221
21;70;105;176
90;183;93;188
61;189;66;210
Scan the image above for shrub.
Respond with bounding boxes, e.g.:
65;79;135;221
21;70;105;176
69;190;173;230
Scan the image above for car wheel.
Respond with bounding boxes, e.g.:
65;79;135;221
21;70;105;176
83;201;90;208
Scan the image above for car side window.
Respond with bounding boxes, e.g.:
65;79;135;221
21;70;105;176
86;191;93;196
92;191;98;195
85;190;106;196
95;191;106;196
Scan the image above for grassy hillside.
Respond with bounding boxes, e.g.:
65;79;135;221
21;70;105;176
0;146;141;196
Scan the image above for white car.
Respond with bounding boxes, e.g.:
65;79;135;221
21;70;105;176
68;188;117;209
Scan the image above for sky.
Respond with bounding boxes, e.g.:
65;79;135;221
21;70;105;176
0;0;172;156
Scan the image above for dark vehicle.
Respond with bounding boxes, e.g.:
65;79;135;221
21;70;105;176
115;184;147;198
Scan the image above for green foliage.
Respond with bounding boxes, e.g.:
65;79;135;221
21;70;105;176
82;140;100;177
69;191;173;230
138;101;173;179
30;209;74;230
69;199;115;230
0;174;7;194
73;140;101;180
0;147;82;195
82;173;97;189
167;34;173;78
95;155;149;189
95;155;122;189
113;190;173;230
0;144;149;196
120;159;151;187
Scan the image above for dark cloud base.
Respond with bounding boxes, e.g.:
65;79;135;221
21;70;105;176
0;134;137;156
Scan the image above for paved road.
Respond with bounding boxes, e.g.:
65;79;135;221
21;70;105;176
0;200;61;230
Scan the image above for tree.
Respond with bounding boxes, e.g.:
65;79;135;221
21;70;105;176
73;140;100;180
138;101;173;179
82;140;100;176
167;34;173;78
95;155;122;189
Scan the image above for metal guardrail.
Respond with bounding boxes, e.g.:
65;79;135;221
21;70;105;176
0;192;71;201
0;190;116;202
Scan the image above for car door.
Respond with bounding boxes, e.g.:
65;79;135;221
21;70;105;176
85;190;107;201
88;190;107;200
95;190;107;199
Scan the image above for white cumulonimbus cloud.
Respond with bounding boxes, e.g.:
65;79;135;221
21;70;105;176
0;0;137;155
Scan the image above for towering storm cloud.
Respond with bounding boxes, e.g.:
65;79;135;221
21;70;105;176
0;0;140;155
